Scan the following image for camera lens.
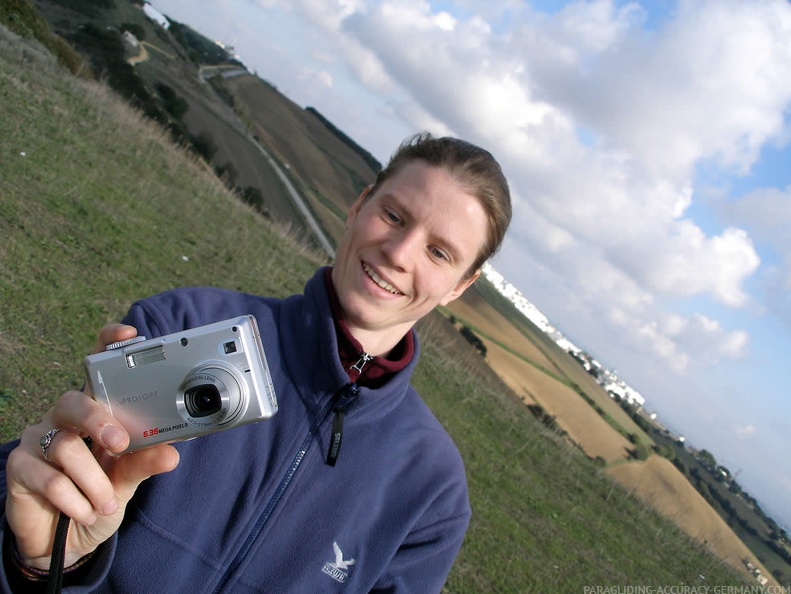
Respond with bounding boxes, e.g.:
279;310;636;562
185;384;222;418
178;364;245;426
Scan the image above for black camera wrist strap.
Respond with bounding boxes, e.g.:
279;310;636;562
46;512;70;594
45;435;94;594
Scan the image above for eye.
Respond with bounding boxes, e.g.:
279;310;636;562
429;246;449;262
383;207;402;225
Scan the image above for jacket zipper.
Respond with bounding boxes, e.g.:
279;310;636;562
326;352;369;466
212;382;360;592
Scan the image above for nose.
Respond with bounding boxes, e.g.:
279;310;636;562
382;230;420;271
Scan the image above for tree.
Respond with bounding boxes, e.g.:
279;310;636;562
191;131;217;162
215;161;238;189
697;449;717;470
654;445;675;461
630;445;650;461
240;187;267;216
156;83;189;120
459;325;486;356
772;569;786;584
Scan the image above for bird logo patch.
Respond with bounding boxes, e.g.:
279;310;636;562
322;541;356;584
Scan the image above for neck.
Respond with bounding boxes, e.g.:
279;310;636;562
342;322;413;359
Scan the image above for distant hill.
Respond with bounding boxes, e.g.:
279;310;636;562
305;106;383;173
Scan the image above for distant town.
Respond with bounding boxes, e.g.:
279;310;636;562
481;263;681;438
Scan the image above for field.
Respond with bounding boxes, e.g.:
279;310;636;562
607;457;762;570
0;7;768;591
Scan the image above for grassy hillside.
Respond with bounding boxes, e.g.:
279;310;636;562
0;21;755;592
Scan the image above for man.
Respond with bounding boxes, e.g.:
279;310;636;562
1;133;511;592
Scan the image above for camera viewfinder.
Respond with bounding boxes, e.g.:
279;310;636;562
223;341;237;354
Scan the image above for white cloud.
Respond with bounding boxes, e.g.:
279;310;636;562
541;0;791;182
433;10;456;31
608;308;749;374
640;225;760;307
726;185;791;252
735;424;757;440
296;66;332;88
781;475;791;497
553;0;646;54
318;70;333;88
722;185;791;325
501;226;750;375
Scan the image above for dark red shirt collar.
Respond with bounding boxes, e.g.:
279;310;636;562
324;268;414;388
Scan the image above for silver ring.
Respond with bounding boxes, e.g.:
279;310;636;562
39;429;63;462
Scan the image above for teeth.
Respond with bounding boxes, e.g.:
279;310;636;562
363;264;401;294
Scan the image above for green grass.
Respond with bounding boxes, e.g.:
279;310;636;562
0;23;753;592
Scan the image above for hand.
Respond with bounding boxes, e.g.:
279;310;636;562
4;324;180;570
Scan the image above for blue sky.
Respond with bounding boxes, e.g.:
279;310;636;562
148;0;791;530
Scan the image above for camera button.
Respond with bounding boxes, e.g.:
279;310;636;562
106;336;148;351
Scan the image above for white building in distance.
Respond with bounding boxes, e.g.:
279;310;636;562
481;262;645;407
143;3;169;29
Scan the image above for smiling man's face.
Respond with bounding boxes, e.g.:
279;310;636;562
331;160;488;356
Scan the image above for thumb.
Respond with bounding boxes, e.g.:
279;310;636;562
92;324;138;355
108;445;180;504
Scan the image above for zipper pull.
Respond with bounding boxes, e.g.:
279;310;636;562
350;352;373;376
326;383;360;467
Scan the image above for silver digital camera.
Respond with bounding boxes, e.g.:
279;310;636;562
84;315;278;453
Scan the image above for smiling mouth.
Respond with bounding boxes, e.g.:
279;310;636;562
363;263;402;295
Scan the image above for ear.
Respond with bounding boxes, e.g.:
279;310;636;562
439;268;480;306
345;185;372;230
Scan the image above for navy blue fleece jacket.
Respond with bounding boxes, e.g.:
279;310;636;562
0;268;471;592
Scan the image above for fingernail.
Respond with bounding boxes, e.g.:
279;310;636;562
101;425;126;450
101;500;118;516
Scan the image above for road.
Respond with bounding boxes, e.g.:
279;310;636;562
248;136;336;258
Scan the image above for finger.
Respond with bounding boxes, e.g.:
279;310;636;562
46;390;130;454
109;445;180;504
7;443;101;526
19;423;116;520
91;323;137;355
38;430;122;518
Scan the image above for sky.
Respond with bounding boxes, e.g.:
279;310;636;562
147;0;791;530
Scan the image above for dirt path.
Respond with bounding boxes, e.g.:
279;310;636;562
128;41;174;65
128;43;148;65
